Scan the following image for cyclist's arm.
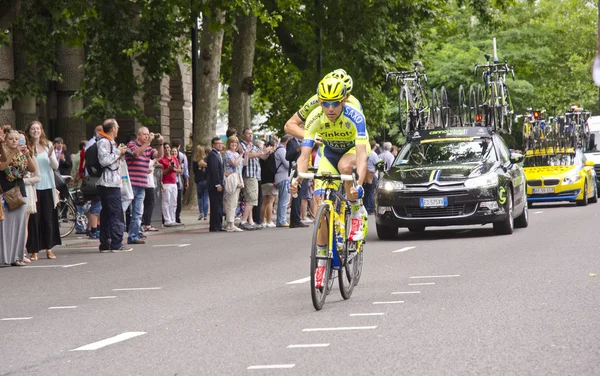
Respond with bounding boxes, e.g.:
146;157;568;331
284;112;305;140
355;144;367;187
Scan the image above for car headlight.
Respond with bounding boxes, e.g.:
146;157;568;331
563;174;582;184
464;173;499;189
378;179;404;191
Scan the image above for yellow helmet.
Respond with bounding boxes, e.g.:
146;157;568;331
325;69;353;93
317;77;347;101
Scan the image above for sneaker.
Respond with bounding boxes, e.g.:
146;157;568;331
276;223;289;228
265;222;276;228
198;214;204;220
111;246;133;253
233;226;244;232
301;218;314;224
315;265;326;289
348;217;364;242
240;222;255;231
128;239;146;245
252;223;263;230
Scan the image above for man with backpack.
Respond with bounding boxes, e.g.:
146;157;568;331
93;119;131;252
83;125;104;239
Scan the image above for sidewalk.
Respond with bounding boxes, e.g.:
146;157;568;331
59;210;210;248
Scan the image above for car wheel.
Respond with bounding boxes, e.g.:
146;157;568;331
376;223;397;240
589;181;598;203
514;201;529;228
408;226;425;232
576;180;588;206
493;188;514;235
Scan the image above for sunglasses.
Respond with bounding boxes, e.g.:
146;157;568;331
320;101;343;108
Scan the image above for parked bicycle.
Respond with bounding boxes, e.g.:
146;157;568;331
298;170;364;311
56;175;89;238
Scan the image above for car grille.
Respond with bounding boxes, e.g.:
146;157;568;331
395;203;477;218
400;190;469;198
531;189;579;198
543;178;560;186
527;179;542;187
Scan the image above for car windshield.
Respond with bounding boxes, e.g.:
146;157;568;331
394;139;495;167
524;153;578;167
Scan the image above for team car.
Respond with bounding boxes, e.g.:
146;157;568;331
375;127;528;239
524;148;598;207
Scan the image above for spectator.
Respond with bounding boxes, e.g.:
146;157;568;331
364;148;380;215
125;127;164;245
285;137;308;228
53;137;72;176
192;145;209;221
171;139;189;224
252;139;269;228
239;128;264;231
392;145;399;157
259;140;277;228
25;121;61;260
224;136;245;232
274;136;291;227
0;129;36;266
158;143;182;227
142;156;159;232
379;141;395;170
206;137;225;232
20;131;39;263
85;125;104;239
71;140;87;234
96;119;131;253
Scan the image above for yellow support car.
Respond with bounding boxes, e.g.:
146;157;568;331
524;147;598;207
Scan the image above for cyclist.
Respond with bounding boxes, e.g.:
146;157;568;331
291;76;369;288
284;69;362;140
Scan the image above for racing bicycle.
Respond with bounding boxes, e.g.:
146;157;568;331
298;170;364;311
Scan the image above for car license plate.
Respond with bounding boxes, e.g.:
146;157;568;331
420;197;447;208
532;188;554;194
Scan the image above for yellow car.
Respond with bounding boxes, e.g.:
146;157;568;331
524;148;598;207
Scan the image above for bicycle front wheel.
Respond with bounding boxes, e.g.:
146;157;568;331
311;203;333;311
440;86;450;128
399;87;411;135
57;200;76;238
430;88;440;128
457;85;466;126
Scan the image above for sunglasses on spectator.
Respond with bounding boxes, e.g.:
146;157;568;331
320;101;343;108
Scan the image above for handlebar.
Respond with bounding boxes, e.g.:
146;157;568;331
298;172;355;182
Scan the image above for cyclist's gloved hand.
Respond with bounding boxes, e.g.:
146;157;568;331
349;185;364;201
356;185;364;200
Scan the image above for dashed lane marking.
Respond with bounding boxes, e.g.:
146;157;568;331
286;344;330;348
286;277;310;285
1;317;32;321
247;364;295;370
349;313;385;317
393;246;415;253
534;211;544;214
152;244;190;248
112;287;162;291
410;274;460;279
409;282;435;286
71;332;147;351
373;301;404;305
302;326;377;332
48;306;77;310
391;291;421;295
23;262;88;269
89;296;117;300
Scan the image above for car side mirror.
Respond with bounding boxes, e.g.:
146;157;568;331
509;152;524;165
376;160;386;172
585;160;595;167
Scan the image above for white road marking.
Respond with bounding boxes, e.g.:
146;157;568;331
409;282;435;286
410;274;460;279
286;344;330;348
349;313;385;317
1;317;32;321
247;364;295;370
373;301;404;305
48;306;77;310
393;246;415;253
112;287;162;291
23;262;88;269
534;211;544;214
391;291;421;295
89;296;117;300
152;244;190;248
71;332;147;351
286;276;310;285
302;326;377;332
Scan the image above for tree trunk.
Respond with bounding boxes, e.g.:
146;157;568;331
194;8;225;150
228;13;257;134
187;9;225;210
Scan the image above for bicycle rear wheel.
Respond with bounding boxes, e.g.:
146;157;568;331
399;87;411;135
440;86;450;128
476;84;484;125
430;88;440;128
311;204;333;311
339;213;355;299
467;85;477;125
457;85;466;126
57;200;76;238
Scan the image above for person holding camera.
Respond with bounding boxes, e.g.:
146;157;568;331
159;143;183;227
125;127;164;244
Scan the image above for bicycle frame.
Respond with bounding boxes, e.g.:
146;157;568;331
320;182;350;270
